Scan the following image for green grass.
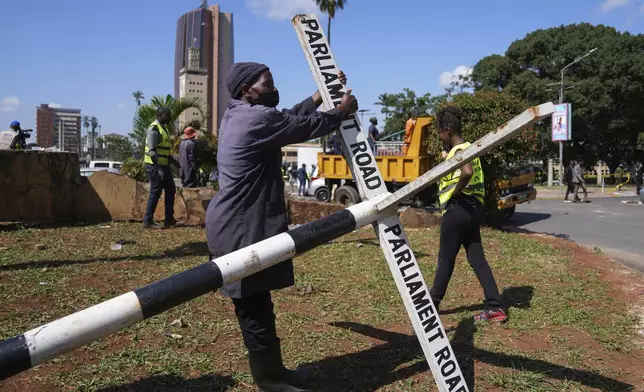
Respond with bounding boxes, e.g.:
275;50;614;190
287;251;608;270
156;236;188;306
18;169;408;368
0;222;642;391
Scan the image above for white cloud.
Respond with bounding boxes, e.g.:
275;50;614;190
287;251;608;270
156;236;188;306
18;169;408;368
438;65;472;87
0;96;20;112
600;0;630;13
48;102;62;109
246;0;318;20
116;103;125;109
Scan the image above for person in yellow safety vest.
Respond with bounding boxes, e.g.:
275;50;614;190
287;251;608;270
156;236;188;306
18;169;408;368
143;107;178;229
430;105;507;323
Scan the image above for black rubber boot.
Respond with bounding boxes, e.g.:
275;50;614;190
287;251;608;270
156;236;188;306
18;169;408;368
273;339;312;386
248;344;313;392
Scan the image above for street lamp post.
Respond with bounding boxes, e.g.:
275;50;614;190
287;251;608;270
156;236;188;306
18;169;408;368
357;109;374;126
556;47;597;194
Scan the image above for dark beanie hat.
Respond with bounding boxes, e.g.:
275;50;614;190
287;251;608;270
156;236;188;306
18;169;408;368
226;62;269;99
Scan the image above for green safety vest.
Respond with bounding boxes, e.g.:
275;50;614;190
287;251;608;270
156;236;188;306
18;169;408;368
438;142;485;209
144;120;171;166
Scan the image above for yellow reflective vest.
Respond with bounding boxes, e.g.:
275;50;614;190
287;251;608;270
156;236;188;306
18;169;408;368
438;142;485;209
144;120;171;166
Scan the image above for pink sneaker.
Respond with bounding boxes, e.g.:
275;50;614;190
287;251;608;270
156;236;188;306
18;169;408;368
474;308;508;323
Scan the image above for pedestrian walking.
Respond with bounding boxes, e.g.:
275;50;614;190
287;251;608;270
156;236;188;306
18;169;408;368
297;164;308;196
564;160;575;202
573;158;589;203
635;161;643;196
205;62;357;392
430;105;507;323
143;107;177;229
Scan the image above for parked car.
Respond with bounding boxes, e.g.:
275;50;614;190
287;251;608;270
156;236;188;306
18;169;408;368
89;160;122;171
306;177;329;201
80;167;121;177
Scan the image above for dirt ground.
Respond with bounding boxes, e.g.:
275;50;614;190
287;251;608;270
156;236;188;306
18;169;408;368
0;223;643;391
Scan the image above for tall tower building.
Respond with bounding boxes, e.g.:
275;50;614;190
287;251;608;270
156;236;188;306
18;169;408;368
175;3;234;135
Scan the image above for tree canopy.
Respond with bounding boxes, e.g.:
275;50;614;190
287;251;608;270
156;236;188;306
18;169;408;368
374;89;444;133
129;94;206;154
472;23;644;167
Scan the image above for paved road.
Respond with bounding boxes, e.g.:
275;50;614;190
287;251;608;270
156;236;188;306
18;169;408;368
510;198;644;273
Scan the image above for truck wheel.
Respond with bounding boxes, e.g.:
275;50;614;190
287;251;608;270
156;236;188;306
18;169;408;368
504;206;516;218
315;186;330;202
335;185;361;206
413;198;425;208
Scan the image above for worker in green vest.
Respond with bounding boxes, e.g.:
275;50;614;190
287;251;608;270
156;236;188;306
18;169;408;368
430;105;507;322
143;107;177;229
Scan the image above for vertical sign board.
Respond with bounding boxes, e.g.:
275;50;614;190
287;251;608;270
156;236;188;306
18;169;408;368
292;14;469;392
552;103;571;141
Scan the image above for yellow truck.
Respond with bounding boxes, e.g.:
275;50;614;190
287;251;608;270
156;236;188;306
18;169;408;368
315;116;536;215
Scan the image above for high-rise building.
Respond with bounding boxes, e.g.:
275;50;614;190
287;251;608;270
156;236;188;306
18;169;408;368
36;104;82;154
175;3;234;135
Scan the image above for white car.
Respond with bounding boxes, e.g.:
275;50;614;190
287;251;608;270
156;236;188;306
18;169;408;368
306;177;329;201
80;167;121;177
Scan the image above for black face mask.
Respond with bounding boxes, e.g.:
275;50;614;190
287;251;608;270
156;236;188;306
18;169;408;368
252;88;280;108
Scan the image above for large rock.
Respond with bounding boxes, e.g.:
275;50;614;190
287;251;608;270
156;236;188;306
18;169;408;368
74;171;216;225
399;207;442;228
0;150;79;222
287;198;344;225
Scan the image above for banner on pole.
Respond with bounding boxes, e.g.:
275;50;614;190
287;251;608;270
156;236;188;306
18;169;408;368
552;103;571;141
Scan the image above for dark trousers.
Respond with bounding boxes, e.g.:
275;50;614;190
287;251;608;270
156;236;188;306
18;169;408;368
430;199;503;309
181;167;198;188
298;179;306;196
232;291;278;351
144;164;176;224
564;184;575;200
574;182;588;201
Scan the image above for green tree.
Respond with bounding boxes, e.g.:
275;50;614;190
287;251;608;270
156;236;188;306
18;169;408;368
82;115;90;153
102;134;134;162
427;91;541;211
129;94;206;155
132;91;145;106
471;23;644;168
90;116;99;159
374;89;443;132
314;0;346;45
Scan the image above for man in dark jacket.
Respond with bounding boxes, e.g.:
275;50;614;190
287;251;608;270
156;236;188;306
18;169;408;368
564;160;575;203
179;127;200;188
205;62;357;392
297;163;308;196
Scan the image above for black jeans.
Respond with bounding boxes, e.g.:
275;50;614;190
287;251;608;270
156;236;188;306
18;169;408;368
144;164;175;224
232;291;278;351
564;184;575;200
430;199;503;309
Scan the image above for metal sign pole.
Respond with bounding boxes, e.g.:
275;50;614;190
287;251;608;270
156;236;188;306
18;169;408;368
292;13;465;392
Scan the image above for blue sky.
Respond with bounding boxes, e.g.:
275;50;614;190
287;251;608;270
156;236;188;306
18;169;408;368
1;0;644;137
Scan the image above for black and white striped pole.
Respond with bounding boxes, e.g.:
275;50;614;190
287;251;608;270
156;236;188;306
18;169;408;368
0;100;553;382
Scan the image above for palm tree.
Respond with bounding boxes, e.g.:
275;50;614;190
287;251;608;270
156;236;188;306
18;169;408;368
90;116;99;159
314;0;347;45
82;115;90;153
130;94;206;155
132;91;145;107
